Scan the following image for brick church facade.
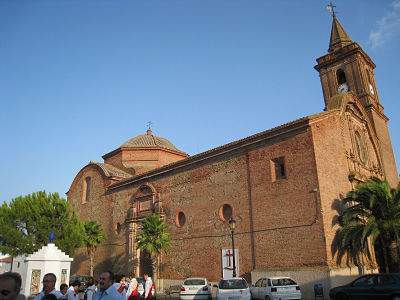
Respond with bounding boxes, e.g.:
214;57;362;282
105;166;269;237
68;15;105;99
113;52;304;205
67;15;398;297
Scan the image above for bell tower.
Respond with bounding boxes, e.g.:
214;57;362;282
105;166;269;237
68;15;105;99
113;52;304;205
314;15;382;111
314;13;398;187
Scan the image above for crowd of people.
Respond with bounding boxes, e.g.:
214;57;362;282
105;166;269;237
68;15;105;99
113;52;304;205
0;271;154;300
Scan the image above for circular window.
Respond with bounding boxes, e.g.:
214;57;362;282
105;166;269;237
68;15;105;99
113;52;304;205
219;204;233;221
175;211;186;227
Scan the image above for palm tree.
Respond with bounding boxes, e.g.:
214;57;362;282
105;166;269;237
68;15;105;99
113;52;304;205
83;220;105;276
334;177;400;273
137;213;171;285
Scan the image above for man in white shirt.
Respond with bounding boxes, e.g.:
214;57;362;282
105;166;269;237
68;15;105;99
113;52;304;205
84;278;96;300
66;281;80;300
34;273;63;300
143;274;153;300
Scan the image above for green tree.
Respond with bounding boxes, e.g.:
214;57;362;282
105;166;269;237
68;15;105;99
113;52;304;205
83;220;105;276
0;191;85;256
137;213;171;284
334;177;400;273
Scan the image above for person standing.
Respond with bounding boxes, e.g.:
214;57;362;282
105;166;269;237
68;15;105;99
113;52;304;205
59;284;68;300
113;275;126;298
142;274;153;300
34;273;63;300
125;278;138;300
0;272;25;300
93;271;123;300
66;281;80;300
84;278;97;300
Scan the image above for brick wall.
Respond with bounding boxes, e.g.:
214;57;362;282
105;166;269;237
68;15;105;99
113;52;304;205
68;106;395;281
311;108;381;269
94;123;328;282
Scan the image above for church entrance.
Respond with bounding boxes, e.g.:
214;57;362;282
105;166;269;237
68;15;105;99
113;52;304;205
140;250;153;277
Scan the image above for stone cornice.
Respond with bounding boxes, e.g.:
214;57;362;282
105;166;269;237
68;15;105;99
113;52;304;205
315;43;375;71
102;146;188;160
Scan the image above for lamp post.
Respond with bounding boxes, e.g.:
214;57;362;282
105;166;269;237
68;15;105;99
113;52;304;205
228;217;237;277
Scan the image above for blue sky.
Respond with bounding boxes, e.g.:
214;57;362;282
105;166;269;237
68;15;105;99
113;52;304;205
0;0;399;202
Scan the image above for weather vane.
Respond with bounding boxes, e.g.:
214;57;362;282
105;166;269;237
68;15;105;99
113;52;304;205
326;2;336;17
146;121;153;130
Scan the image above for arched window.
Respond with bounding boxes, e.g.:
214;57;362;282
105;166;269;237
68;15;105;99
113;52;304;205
366;68;375;95
81;176;91;204
336;69;347;85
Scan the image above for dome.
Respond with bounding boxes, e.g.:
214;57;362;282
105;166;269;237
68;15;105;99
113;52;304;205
121;129;185;153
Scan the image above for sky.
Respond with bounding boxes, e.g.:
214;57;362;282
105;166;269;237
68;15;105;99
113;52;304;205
0;0;399;203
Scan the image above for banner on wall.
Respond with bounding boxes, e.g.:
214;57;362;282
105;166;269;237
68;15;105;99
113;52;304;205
221;248;239;279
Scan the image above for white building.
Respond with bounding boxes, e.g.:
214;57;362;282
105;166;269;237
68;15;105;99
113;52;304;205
11;243;73;297
0;254;12;273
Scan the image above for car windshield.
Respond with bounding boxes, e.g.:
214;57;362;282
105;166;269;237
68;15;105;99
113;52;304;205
271;278;297;286
219;279;248;290
184;279;206;286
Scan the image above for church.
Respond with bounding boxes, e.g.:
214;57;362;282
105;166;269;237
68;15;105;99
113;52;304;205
67;14;398;298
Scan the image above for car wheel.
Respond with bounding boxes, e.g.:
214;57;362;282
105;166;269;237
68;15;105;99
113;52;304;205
335;293;348;300
392;295;400;300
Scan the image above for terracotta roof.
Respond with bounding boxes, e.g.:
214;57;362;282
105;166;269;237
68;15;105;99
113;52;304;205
0;256;12;263
329;16;353;52
121;129;185;154
89;162;131;179
109;110;335;191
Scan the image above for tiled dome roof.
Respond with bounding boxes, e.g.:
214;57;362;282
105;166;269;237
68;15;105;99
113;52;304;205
121;129;184;153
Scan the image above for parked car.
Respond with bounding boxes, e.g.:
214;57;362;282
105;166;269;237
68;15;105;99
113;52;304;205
215;277;251;300
179;277;211;300
165;284;182;295
69;275;92;293
250;276;301;300
329;273;400;300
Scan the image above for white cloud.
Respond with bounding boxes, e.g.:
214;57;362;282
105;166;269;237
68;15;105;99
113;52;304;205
369;0;400;49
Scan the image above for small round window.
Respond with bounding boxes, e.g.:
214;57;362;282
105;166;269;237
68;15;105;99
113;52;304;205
175;211;186;227
219;204;233;221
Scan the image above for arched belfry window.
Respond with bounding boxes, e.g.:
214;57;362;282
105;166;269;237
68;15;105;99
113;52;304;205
366;68;375;95
336;69;347;85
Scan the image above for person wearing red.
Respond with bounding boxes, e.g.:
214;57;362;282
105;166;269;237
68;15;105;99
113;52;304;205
126;278;139;300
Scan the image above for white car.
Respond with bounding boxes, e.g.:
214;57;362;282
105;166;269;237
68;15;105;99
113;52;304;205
216;277;251;300
179;277;211;300
250;277;301;300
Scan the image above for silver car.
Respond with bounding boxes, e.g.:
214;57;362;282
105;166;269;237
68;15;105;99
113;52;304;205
216;278;251;300
250;277;301;300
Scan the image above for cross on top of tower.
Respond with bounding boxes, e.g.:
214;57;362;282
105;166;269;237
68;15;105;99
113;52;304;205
326;2;337;17
146;121;153;135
